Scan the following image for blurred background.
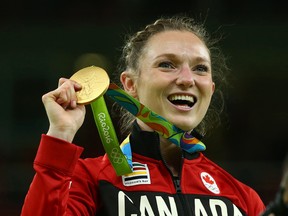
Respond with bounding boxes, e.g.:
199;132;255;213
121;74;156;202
0;0;287;215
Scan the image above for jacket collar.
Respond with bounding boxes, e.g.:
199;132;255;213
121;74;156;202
129;121;200;160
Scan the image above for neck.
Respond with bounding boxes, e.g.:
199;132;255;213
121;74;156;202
159;137;182;177
136;119;154;132
137;119;183;176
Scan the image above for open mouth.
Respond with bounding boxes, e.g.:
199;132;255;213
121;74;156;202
168;94;196;108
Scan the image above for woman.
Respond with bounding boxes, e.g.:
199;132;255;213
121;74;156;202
21;15;265;215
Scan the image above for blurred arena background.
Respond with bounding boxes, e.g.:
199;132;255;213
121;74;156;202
0;0;287;214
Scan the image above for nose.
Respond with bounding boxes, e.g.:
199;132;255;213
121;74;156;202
176;66;195;87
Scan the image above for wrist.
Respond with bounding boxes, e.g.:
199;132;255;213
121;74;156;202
47;127;76;143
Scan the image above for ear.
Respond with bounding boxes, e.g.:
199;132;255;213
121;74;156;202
212;82;215;93
120;71;138;98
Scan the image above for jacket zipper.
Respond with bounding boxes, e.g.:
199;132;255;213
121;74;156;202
174;158;194;215
173;176;181;193
160;150;193;215
160;150;183;192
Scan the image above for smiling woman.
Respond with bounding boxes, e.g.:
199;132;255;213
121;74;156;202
121;30;215;133
21;15;266;216
117;18;228;137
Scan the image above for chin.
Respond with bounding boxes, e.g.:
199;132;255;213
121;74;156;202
167;116;198;132
172;122;195;132
179;126;194;132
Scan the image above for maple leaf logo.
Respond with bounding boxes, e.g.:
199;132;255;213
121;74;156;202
200;172;220;194
203;174;214;184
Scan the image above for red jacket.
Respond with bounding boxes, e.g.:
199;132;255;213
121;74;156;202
21;124;265;215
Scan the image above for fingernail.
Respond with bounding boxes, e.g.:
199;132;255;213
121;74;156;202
75;82;82;89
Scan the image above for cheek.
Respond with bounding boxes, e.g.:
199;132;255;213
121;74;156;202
199;79;214;96
134;82;151;101
198;83;215;109
137;82;163;107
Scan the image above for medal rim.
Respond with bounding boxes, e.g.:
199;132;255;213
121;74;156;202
70;66;110;105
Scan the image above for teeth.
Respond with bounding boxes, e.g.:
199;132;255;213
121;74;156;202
169;95;194;103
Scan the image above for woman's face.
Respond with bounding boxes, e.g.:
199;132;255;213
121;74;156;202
128;30;214;131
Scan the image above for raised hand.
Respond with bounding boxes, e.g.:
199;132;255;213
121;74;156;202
42;78;86;142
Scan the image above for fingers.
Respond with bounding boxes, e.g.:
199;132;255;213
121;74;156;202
56;79;80;109
58;77;82;90
56;86;76;109
42;78;82;110
58;77;69;87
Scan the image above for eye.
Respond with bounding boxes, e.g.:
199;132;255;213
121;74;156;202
158;61;175;69
193;64;209;73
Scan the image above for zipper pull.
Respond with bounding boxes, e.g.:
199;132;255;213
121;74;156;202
173;176;181;193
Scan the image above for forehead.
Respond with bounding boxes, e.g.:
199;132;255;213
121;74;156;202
144;30;210;60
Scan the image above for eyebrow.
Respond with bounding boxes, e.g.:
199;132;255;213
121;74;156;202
155;53;211;64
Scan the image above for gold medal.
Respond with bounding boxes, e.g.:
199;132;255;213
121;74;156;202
70;66;110;105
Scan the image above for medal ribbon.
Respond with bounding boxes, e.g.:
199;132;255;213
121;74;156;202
91;97;132;176
106;83;206;153
91;83;206;176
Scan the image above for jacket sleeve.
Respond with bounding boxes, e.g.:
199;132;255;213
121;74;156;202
20;134;97;216
248;187;266;216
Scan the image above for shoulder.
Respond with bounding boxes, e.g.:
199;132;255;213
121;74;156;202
198;154;265;212
75;155;108;177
